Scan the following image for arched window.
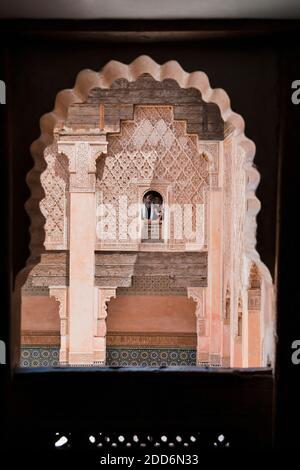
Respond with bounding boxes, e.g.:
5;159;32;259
141;190;163;241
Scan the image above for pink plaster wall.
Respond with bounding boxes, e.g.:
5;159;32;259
21;296;60;331
107;295;196;333
248;311;261;366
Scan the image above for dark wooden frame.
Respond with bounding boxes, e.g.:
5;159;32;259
1;19;299;456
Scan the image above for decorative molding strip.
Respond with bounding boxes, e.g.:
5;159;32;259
107;332;197;348
21;330;60;346
95;252;207;289
21;331;197;348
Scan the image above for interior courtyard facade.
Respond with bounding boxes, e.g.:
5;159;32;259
16;56;275;368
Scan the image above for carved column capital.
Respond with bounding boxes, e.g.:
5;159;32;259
248;289;261;311
49;286;68;319
58;139;107;192
98;288;117;320
188;287;207;365
93;287;116;365
187;287;205;318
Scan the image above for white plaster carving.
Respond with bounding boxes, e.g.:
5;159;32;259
58;140;107;192
40;143;69;249
96;105;209;247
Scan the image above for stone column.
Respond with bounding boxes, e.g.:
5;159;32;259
207;144;223;367
94;287;116;365
187;287;208;365
49;286;68;364
242;296;249;368
58;139;107;365
221;289;231;367
248;288;261;367
233;297;243;367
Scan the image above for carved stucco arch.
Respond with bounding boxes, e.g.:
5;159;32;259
16;55;275;366
142;189;164;201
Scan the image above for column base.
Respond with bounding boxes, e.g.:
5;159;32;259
221;355;230;367
68;352;94;366
196;351;209;365
93;361;105;366
93;350;106;364
209;353;221;366
59;350;68;363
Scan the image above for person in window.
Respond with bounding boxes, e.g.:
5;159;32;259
142;193;154;222
152;195;163;222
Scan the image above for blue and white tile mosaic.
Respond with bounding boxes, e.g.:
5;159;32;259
20;347;59;367
106;348;196;367
20;347;196;367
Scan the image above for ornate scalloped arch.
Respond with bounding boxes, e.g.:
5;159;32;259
18;55;275;365
26;56;261;265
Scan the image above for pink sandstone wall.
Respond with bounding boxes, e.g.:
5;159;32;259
248;311;261;367
21;296;60;331
107;295;196;333
21;294;196;337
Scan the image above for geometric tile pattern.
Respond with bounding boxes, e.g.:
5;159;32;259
20;347;59;367
20;347;196;367
106;348;196;367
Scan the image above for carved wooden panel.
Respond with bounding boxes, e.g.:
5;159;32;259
67;74;224;140
95;251;207;288
23;252;69;291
